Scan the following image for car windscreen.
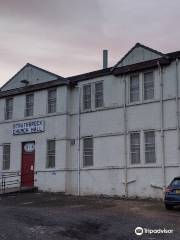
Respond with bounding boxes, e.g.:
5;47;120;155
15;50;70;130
171;179;180;187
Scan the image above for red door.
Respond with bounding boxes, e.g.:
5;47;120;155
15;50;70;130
21;142;35;187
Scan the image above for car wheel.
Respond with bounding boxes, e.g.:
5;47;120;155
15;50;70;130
165;204;173;210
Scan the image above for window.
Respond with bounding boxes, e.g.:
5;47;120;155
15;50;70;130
144;131;156;163
2;144;10;170
144;72;154;100
83;137;93;167
25;93;34;117
83;84;91;110
95;82;103;108
130;132;140;164
130;75;140;103
48;89;57;113
46;140;56;168
5;98;13;120
171;179;180;187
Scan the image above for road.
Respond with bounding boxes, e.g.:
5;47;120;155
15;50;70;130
0;192;179;240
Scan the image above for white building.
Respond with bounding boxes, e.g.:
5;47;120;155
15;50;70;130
0;43;180;198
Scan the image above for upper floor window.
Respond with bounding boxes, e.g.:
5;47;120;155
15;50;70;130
46;139;56;168
130;132;140;164
95;82;104;108
5;98;13;120
130;75;140;103
83;137;93;167
83;81;104;110
48;89;57;113
83;84;91;110
144;72;154;100
144;131;156;163
25;93;34;117
2;144;10;170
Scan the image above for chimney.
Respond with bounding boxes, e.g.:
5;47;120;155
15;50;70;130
103;49;108;69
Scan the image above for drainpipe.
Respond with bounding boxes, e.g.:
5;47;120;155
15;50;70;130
77;86;81;196
123;76;128;197
158;61;166;191
175;58;180;171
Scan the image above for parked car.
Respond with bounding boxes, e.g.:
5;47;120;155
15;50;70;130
164;177;180;209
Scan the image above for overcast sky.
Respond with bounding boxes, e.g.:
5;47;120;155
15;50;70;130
0;0;180;86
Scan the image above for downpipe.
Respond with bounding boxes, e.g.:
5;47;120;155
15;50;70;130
77;86;81;196
175;59;180;173
158;61;166;192
123;77;128;197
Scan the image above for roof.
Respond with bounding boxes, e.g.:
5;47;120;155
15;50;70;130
0;78;72;99
68;67;112;83
167;51;180;59
112;58;170;76
1;43;180;98
1;63;65;91
112;42;167;70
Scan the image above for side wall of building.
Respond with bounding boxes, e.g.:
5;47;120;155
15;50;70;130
67;60;180;198
0;60;180;198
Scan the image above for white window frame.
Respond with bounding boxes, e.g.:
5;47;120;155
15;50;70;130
83;136;94;167
95;81;104;109
83;84;92;111
25;93;34;117
2;143;11;170
82;81;104;111
47;88;57;114
143;71;155;101
5;97;13;120
46;139;56;168
129;74;140;103
144;130;156;164
130;131;141;164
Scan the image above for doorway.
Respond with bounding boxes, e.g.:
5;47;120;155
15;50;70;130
21;142;35;187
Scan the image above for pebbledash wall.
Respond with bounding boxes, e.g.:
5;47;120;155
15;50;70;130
0;42;180;199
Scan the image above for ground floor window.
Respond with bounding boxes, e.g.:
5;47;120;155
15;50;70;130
130;132;140;164
46;140;56;168
83;137;93;167
144;131;156;163
2;144;10;170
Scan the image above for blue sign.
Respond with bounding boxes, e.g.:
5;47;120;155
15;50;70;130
12;120;45;135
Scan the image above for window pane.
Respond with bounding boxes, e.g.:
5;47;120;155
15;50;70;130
46;140;56;168
130;75;139;102
48;89;57;113
3;144;10;170
83;137;93;167
144;72;154;100
145;131;156;163
83;84;91;110
95;82;103;108
25;94;34;117
130;132;140;164
5;98;13;120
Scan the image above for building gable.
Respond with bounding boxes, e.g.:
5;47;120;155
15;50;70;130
1;63;64;91
114;43;166;68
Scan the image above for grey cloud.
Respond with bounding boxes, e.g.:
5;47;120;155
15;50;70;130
1;0;180;86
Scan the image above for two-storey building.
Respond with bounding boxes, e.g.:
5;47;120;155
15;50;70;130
1;43;180;198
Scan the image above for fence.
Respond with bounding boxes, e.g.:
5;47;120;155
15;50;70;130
0;171;37;194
